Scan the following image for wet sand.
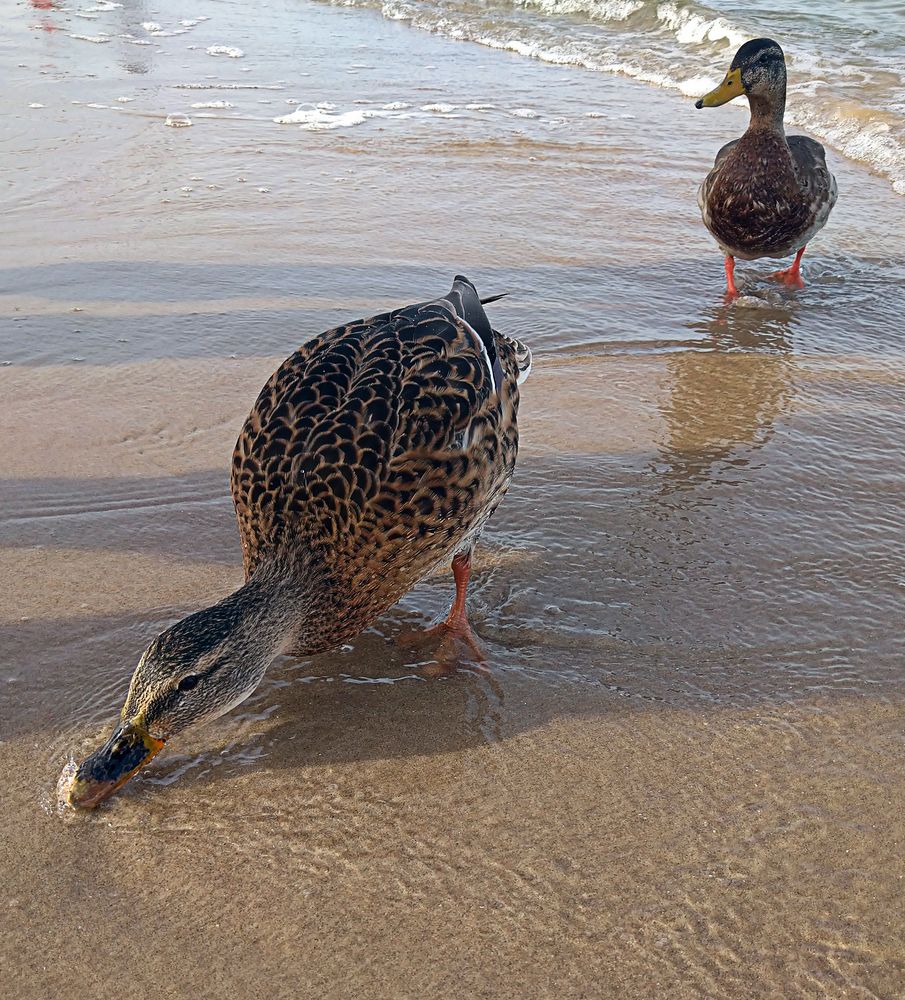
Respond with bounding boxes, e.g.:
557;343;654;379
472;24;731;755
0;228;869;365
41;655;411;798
3;0;905;997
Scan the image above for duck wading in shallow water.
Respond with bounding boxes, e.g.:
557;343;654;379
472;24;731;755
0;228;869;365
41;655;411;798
695;37;837;298
67;276;531;809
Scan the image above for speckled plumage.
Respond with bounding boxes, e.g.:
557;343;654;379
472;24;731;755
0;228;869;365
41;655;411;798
699;129;836;261
697;38;837;264
230;275;531;654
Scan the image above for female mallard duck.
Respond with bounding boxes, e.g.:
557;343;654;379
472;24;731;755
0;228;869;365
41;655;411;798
695;37;837;297
67;276;531;808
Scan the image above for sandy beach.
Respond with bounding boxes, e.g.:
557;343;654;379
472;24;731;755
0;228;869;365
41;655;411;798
3;0;905;996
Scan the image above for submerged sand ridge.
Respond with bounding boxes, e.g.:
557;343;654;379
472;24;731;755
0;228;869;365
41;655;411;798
4;0;905;995
4;683;905;996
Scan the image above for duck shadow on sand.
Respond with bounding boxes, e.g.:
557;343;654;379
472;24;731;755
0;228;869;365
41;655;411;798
5;258;904;809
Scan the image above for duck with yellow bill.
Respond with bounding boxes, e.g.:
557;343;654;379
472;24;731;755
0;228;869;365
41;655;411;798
695;38;837;298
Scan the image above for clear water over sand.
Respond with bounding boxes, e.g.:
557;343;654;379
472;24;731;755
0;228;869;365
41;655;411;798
2;0;905;996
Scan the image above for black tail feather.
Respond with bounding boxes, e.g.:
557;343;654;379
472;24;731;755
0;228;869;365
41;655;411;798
479;292;509;305
444;275;504;391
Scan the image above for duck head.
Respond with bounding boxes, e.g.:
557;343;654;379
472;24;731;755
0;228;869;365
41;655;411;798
695;38;787;117
67;578;292;809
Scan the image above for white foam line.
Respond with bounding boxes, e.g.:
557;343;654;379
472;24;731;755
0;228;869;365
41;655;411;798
207;45;245;58
273;105;395;130
356;0;905;196
173;82;285;91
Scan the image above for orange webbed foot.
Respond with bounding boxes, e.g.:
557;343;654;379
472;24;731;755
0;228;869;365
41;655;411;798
422;621;489;677
769;267;805;289
769;247;807;288
397;550;488;675
401;616;489;676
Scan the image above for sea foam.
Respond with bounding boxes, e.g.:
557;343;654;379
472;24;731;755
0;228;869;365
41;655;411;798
273;105;394;130
330;0;905;196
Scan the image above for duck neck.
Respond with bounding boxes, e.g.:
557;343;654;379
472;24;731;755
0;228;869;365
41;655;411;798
746;85;786;135
206;562;310;664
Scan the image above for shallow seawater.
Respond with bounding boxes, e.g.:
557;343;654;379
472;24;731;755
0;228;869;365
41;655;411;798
2;0;905;996
316;0;905;195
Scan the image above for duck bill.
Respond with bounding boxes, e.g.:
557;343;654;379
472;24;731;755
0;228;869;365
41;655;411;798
695;68;744;108
67;720;165;809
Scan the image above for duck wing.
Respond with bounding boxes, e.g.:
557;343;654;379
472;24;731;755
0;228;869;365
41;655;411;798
698;138;740;216
788;134;838;221
231;277;523;585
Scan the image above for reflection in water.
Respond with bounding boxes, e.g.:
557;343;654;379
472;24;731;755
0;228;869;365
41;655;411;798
120;59;152;76
654;300;798;491
28;0;156;75
114;0;154;76
30;0;61;32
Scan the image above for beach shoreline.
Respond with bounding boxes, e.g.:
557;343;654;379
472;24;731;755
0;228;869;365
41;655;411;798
3;0;905;996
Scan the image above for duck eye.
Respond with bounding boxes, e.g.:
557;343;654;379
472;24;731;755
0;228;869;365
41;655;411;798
177;674;201;692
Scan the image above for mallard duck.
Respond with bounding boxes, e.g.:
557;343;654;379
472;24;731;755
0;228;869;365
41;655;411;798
695;38;837;297
67;276;531;808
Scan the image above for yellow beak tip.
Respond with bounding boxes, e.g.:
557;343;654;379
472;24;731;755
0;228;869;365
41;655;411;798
696;68;745;109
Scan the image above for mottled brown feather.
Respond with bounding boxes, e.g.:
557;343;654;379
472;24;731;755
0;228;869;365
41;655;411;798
230;288;527;653
699;129;836;260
